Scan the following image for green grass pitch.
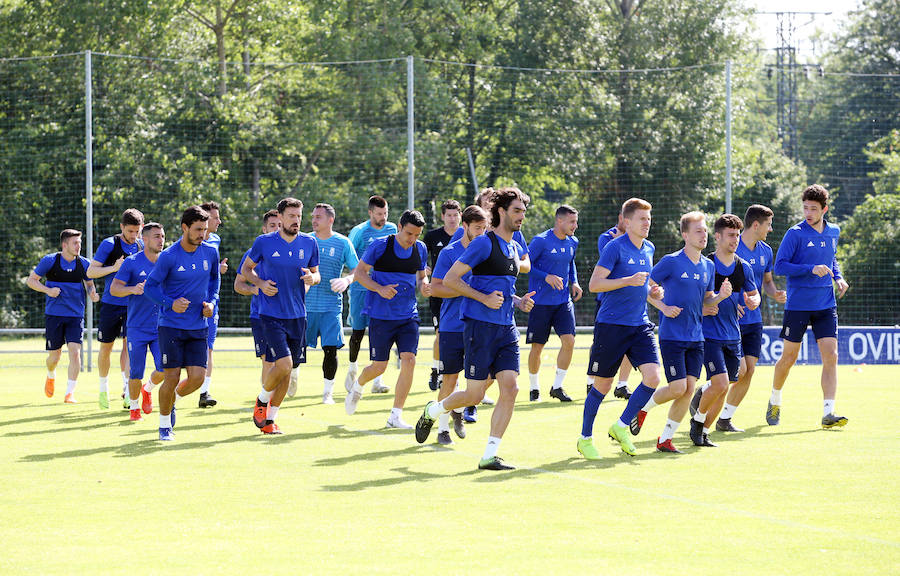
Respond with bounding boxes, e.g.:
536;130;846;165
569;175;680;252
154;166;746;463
1;334;897;575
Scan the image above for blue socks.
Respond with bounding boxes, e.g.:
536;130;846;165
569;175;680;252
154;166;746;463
620;383;654;425
581;387;605;437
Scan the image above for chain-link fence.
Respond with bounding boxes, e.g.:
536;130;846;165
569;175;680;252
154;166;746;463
1;53;897;346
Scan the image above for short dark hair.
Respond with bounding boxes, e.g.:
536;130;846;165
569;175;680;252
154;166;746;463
802;184;829;208
475;188;494;210
490;187;530;228
314;203;336;219
555;204;578;218
441;199;461;214
461;205;487;225
368;195;387;210
60;229;82;245
262;209;279;224
744;204;774;228
142;222;162;235
399;209;426;229
121;208;143;227
622;198;652;219
276;197;303;214
714;213;743;234
200;201;220;213
181;205;209;228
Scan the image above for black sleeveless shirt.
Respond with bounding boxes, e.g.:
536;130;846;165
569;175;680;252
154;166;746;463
472;231;518;277
373;235;422;274
709;253;748;292
45;253;86;283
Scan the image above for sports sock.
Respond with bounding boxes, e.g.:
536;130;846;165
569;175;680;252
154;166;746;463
352;382;364;394
121;371;129;389
47;370;56;380
720;403;737;420
258;388;274;403
483;436;501;460
659;419;680;442
427;400;446;420
267;405;279;421
438;412;450;432
159;413;171;428
529;373;540;391
587;376;594;387
616;380;628;390
390;407;402;420
143;381;156;393
770;388;782;406
323;379;335;395
432;359;440;370
291;366;300;380
174;390;184;404
349;361;358;374
66;379;77;394
703;426;710;435
99;376;109;393
693;410;707;424
823;399;835;417
581;387;605;438
200;376;211;394
642;394;659;412
453;406;464;414
552;368;566;390
702;381;711;393
373;374;383;386
130;398;139;410
618;383;654;428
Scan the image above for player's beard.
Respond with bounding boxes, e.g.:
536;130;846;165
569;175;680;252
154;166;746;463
284;224;299;237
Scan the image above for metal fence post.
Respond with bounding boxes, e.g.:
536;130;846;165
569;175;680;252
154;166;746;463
407;55;415;211
725;59;733;215
85;50;93;372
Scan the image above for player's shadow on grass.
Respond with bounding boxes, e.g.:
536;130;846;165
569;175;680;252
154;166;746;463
715;424;824;441
320;465;477;492
2;409;126;434
313;444;430;468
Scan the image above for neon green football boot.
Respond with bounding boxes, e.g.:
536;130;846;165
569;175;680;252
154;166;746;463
608;422;636;456
577;437;602;460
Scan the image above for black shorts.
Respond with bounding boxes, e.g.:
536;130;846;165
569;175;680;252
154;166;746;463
98;303;127;343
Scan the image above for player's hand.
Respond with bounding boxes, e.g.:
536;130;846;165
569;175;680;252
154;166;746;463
571;283;583;302
113;255;125;271
219;258;228;274
744;292;760;310
482;290;504;310
46;286;61;298
812;264;833;278
545;274;564;290
90;290;100;303
649;284;664;300
330;277;350;294
202;302;214;317
260;280;278;296
625;271;648;287
835;278;849;298
518;291;536;313
703;303;719;316
378;283;399;300
736;304;745;319
718;278;733;299
663;305;683;319
421;282;432;298
774;289;787;304
301;268;317;286
173;297;190;313
132;281;145;295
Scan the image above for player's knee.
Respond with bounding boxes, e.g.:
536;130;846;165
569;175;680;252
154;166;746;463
821;348;838;366
709;378;728;396
560;335;575;349
670;380;687;397
643;372;660;388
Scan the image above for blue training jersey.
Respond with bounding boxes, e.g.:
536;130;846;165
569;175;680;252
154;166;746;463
238;250;264;320
774;220;842;312
34;253;92;318
94;235;143;306
360;236;426;320
595;226;619;303
458;232;521;326
451;227;529;257
595;234;655;326
431;239;471;333
650;250;714;342
204;233;222;317
247;231;319;320
348;221;398;295
305;232;359;314
702;255;757;342
527;228;578;306
736;236;773;325
144;240;220;330
114;252;160;340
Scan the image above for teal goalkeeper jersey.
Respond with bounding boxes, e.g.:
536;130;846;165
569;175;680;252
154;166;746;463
305;232;359;313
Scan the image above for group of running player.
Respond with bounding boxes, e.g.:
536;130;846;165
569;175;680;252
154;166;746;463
29;183;849;469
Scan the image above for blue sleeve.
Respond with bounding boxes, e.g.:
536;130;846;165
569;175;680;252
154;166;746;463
348;225;362;255
93;238;113;263
569;238;579;284
764;244;774;274
361;237;387;266
514;231;529;256
527;236;547;282
308;237;320;268
417;242;428;271
432;248;453;280
459;235;492;269
343;238;360;270
650;256;670;284
34;255;54;277
144;252;171;309
597;241;618;271
80;257;91;280
247;236;264;265
207;248;220;305
831;255;842;280
386;223;398;234
774;230;811;277
706;261;715;292
238;251;250;274
113;258;132;284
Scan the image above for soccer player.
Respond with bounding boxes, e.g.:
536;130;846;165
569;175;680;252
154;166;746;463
346;195;397;394
144;206;220;441
577;198;664;460
235;210;281;395
768;185;849;428
627;212;723;453
715;204;786;431
526;205;582;402
426;204;489;444
344;210;431;428
689;214;760;447
27;229;99;403
305;203;359;404
415;188;536;471
110;223;166;421
423;199;461;391
242;198;320;435
592;211;634;400
198;201;228;408
87;208;143;409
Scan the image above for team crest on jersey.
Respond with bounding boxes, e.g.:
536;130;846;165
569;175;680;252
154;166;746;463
329;247;335;257
299;249;305;260
761;257;765;266
203;260;209;271
470;365;476;376
832;239;837;250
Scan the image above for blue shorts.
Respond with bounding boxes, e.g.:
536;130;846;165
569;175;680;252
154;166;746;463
158;326;208;369
45;315;84;350
659;340;704;383
781;308;838;343
740;322;764;359
98;303;127;343
261;315;307;366
250;317;267;358
127;337;162;380
526;301;576;344
704;339;742;382
439;330;465;375
306;311;345;348
348;291;369;330
206;313;218;350
369;317;419;361
464;319;519;380
587;323;659;378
